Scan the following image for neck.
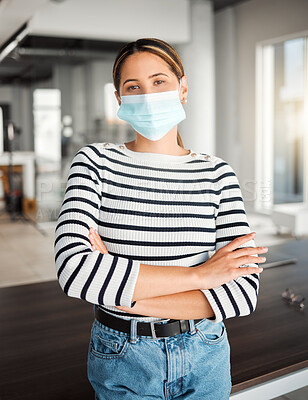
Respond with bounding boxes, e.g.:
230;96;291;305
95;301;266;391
126;127;189;156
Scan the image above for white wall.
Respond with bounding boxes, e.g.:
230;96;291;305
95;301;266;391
215;7;239;170
29;0;190;43
215;0;308;210
176;0;215;156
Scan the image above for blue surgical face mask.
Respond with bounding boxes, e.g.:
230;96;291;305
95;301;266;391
117;82;186;141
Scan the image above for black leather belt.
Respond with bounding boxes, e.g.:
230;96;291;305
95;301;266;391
94;305;203;339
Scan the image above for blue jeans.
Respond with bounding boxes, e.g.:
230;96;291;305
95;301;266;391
87;312;232;399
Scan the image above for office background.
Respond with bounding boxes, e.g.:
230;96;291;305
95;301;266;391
0;1;307;399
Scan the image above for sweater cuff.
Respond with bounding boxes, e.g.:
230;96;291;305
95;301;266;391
200;288;224;323
95;253;141;308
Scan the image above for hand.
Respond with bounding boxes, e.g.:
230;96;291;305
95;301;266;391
195;232;267;290
88;227;109;254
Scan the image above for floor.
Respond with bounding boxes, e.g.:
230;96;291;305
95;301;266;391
272;386;308;400
0;215;57;288
0;203;307;399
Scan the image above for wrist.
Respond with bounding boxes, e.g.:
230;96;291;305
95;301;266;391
192;262;213;290
189;265;203;291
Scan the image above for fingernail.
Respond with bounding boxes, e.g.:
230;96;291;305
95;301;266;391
259;267;263;272
251;232;256;236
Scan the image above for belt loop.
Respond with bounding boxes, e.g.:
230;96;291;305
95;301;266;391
189;319;197;335
130;319;138;344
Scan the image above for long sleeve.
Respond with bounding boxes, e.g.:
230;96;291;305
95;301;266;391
201;160;260;323
54;145;141;307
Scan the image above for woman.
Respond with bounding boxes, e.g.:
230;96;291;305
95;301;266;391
54;38;267;399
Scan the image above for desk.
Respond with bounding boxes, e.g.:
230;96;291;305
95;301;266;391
0;151;36;201
0;240;307;399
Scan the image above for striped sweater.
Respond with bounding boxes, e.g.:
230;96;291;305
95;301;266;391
54;141;260;324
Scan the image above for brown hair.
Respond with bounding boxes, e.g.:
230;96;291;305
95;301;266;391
113;38;185;148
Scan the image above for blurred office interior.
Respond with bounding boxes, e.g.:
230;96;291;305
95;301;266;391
0;1;307;399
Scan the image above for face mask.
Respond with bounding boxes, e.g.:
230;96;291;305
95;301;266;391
117;82;186;141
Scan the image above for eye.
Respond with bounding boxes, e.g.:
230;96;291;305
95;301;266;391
154;80;164;85
127;85;139;91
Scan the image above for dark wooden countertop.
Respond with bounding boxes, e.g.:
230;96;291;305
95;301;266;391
0;280;94;400
0;239;307;399
226;239;308;393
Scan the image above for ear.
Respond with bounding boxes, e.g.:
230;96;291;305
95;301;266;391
180;76;188;99
115;90;121;106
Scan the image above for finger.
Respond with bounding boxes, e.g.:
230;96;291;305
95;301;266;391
94;231;108;251
89;234;95;246
88;230;97;246
89;236;98;250
221;232;256;253
88;228;101;252
232;246;268;258
234;255;266;266
91;235;106;253
92;230;109;254
89;228;108;253
88;228;95;242
91;240;106;254
235;265;263;277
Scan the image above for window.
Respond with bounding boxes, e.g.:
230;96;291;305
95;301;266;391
33;89;61;164
256;35;308;212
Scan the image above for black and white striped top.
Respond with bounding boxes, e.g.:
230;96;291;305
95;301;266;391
54;142;260;324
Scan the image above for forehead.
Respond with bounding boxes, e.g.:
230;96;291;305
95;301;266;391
120;52;172;78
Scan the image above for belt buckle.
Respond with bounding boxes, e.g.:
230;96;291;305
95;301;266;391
149;318;169;339
150;321;158;339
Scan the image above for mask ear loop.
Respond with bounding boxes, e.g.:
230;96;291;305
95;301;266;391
179;78;186;104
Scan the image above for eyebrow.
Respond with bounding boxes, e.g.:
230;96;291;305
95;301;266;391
122;72;169;87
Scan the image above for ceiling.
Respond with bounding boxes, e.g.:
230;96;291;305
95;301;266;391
0;0;251;85
0;35;126;85
212;0;250;12
0;0;49;46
